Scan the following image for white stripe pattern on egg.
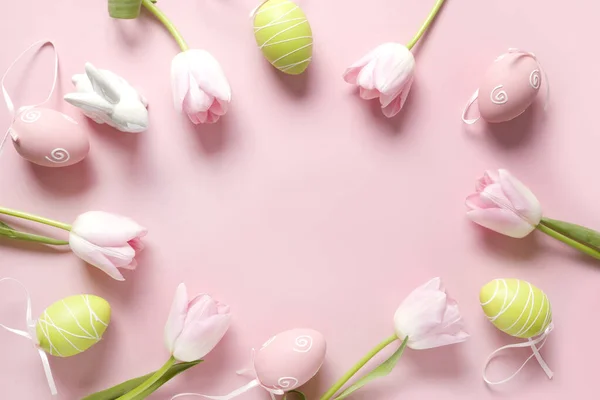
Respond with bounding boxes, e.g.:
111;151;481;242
480;279;552;339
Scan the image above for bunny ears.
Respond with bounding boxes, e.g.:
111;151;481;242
64;62;149;133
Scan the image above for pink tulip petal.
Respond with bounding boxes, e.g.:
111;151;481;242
128;238;145;252
171;54;191;112
467;208;535;238
476;170;500;191
164;283;189;354
356;61;378;90
71;212;147;247
188;113;201;125
102;245;135;268
381;94;403;118
343;67;363;84
185;295;218;326
209;99;225;116
359;87;380;100
465;193;498;210
498;169;542;225
394;290;447;340
172;313;232;362
69;234;125;281
408;331;470;350
183;76;213;115
121;259;137;270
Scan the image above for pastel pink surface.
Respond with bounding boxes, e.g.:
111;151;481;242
1;1;600;400
477;53;541;123
254;329;326;391
11;107;89;167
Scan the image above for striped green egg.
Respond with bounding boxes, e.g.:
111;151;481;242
480;279;551;339
36;295;111;357
253;0;313;75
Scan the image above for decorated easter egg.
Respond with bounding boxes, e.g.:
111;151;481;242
480;279;551;339
36;294;111;357
477;52;541;123
254;328;326;392
253;0;313;75
10;107;90;167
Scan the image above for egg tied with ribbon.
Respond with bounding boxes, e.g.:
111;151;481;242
253;0;313;75
480;278;551;339
36;294;111;357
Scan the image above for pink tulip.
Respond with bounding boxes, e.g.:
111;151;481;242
171;49;231;125
68;211;147;281
164;283;231;362
466;169;542;238
343;43;415;118
393;277;469;350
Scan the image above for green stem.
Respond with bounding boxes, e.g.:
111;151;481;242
406;0;446;50
0;207;71;231
0;226;69;246
319;335;399;400
116;357;177;400
537;220;600;260
142;0;189;51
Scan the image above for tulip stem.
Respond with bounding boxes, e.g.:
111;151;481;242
115;356;177;400
0;225;69;246
319;334;399;400
406;0;446;51
537;219;600;260
142;0;189;51
0;207;71;231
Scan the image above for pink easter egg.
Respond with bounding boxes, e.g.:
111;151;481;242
478;52;541;123
254;328;326;392
10;107;90;167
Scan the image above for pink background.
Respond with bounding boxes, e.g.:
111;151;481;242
1;0;599;399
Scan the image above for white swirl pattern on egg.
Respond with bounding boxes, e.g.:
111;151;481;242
490;85;508;105
293;335;313;353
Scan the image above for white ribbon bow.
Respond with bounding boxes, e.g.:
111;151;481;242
482;323;554;385
0;278;58;395
0;39;58;159
461;48;550;125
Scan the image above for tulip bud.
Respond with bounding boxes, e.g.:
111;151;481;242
36;294;111;357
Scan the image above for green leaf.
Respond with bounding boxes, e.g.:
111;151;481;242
334;338;408;400
283;390;307;400
82;360;202;400
540;217;600;259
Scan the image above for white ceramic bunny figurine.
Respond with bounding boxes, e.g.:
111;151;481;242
64;62;149;133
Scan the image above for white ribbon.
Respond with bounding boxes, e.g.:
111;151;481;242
0;39;59;159
461;89;480;125
483;323;554;385
249;0;270;17
461;47;550;125
171;350;282;400
0;278;58;395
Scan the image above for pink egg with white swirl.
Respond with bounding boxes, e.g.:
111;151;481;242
478;52;542;123
254;328;326;393
10;107;90;167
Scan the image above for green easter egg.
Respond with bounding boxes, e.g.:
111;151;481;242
480;279;551;339
36;295;111;357
253;0;313;75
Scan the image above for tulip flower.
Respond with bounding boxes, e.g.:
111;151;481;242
0;207;146;280
69;211;147;281
320;277;467;400
110;0;231;124
466;169;542;238
343;0;446;117
343;43;415;118
467;169;600;260
165;283;232;362
393;277;469;349
82;284;230;400
171;50;231;124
